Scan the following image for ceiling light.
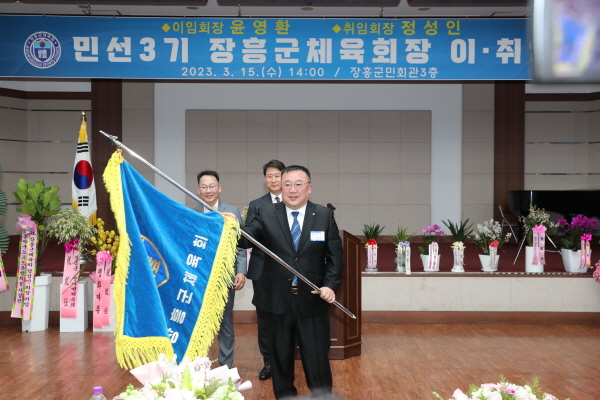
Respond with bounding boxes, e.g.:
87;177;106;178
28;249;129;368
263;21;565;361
418;7;430;11
301;6;313;11
186;6;199;9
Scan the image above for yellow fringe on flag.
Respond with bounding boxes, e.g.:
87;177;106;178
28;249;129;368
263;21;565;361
103;150;173;369
184;214;239;360
102;149;239;369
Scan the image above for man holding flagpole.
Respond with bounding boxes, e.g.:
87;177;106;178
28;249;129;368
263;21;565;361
72;111;96;225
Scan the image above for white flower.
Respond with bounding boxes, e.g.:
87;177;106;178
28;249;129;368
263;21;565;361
163;388;196;400
451;388;470;400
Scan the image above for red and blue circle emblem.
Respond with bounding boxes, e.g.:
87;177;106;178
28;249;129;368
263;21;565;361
73;160;94;189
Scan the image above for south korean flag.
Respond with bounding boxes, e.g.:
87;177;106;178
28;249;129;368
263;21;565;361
71;113;97;225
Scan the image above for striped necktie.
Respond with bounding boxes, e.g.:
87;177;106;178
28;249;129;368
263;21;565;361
290;211;300;286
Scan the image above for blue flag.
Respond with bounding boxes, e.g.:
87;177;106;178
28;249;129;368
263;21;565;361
103;150;239;369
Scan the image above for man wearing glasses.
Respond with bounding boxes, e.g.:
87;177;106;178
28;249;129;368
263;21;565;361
241;165;344;399
194;170;247;369
245;159;286;381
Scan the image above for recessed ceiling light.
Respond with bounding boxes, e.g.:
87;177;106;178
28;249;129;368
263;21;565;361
187;6;199;9
78;5;88;8
418;7;430;11
301;6;313;11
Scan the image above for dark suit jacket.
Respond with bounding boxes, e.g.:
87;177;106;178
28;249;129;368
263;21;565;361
245;192;273;281
241;201;344;316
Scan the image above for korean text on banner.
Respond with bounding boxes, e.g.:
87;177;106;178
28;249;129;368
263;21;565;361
103;150;240;369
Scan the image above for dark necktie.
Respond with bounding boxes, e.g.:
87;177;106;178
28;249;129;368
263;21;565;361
290;211;300;286
275;196;280;203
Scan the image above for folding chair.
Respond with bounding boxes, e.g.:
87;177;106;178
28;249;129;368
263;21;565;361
499;204;519;243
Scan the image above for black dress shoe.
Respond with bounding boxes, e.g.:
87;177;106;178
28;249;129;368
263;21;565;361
259;365;272;380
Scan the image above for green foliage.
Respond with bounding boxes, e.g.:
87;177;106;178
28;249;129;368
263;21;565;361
362;223;384;241
47;206;96;245
13;178;62;260
0;162;8;254
14;179;61;228
442;217;474;242
388;225;415;245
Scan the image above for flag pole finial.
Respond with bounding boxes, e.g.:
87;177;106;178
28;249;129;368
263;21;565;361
81;110;86;120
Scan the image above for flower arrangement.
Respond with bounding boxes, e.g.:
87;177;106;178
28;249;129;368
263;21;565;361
471;219;511;255
519;204;558;247
433;375;569;400
116;353;251;400
89;217;120;262
418;224;445;255
557;215;598;251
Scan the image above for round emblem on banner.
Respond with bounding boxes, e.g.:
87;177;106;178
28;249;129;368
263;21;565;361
73;160;94;190
24;32;61;69
141;235;170;287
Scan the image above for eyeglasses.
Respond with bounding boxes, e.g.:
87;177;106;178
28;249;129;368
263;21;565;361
198;184;219;192
282;181;310;191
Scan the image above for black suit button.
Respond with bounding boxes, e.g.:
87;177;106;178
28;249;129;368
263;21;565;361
288;278;292;281
294;257;298;261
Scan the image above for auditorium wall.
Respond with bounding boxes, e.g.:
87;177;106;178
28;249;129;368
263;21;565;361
2;81;600;315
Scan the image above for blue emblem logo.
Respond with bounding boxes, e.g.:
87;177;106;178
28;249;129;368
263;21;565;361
141;235;170;287
24;32;61;69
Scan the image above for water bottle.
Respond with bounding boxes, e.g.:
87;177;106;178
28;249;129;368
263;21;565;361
90;386;107;400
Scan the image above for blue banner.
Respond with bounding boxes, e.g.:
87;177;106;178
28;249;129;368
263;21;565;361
0;15;530;80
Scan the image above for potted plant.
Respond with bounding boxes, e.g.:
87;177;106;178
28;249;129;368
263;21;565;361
13;178;62;261
442;218;474;272
388;226;415;273
518;204;558;273
12;179;61;331
471;219;511;272
47;206;96;331
363;223;384;271
418;224;444;271
558;215;598;273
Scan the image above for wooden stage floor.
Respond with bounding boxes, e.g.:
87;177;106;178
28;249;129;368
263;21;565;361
0;323;599;400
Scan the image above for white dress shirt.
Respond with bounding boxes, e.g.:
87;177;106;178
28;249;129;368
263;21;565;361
270;193;282;203
285;203;307;231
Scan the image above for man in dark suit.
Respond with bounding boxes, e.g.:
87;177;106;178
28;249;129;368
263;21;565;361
245;159;286;380
241;165;344;399
194;170;247;369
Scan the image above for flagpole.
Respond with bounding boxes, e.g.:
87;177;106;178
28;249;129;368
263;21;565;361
99;131;356;320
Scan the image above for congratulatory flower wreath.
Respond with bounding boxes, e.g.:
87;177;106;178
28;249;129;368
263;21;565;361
116;354;251;400
433;376;569;400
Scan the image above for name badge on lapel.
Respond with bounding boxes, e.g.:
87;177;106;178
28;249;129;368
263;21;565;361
311;231;325;241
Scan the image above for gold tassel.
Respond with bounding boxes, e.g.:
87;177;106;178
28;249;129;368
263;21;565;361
184;215;239;360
